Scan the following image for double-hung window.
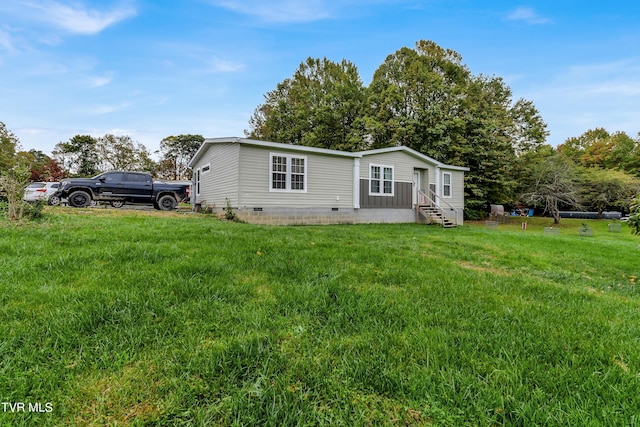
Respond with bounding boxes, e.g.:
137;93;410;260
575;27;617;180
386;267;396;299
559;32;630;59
370;164;394;196
270;153;307;192
443;172;452;198
195;168;201;196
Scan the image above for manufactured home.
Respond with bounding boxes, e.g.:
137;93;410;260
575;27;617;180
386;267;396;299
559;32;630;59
188;137;468;226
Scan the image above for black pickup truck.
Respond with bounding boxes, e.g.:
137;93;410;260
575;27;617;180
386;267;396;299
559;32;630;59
54;171;190;210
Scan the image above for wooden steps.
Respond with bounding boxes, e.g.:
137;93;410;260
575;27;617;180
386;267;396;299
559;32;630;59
417;205;457;228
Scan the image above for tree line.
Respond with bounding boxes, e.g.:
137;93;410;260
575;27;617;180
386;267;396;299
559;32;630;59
246;39;640;221
2;39;640;227
0;123;203;182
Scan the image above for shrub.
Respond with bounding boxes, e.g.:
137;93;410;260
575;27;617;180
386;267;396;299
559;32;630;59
628;196;640;235
224;198;239;222
0;169;29;221
0;167;46;221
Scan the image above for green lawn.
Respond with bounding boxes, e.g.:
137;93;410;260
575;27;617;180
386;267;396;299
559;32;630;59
1;209;639;426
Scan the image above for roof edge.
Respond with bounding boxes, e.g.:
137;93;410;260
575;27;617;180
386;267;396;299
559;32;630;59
189;137;469;171
359;146;470;171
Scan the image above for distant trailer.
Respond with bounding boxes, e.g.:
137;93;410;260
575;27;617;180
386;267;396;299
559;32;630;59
559;211;622;219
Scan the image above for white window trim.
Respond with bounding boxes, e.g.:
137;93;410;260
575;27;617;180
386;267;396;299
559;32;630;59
269;153;308;193
195;168;201;196
369;163;394;197
442;172;452;198
201;163;211;174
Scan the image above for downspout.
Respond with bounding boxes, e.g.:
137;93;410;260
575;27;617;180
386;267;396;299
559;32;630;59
353;158;360;209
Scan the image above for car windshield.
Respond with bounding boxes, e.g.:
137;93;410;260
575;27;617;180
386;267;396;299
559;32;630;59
27;183;46;189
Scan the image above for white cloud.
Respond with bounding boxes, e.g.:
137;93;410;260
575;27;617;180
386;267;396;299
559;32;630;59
0;28;15;51
89;102;130;115
28;62;69;75
15;1;137;35
210;0;330;23
506;7;550;25
87;73;114;88
208;56;245;73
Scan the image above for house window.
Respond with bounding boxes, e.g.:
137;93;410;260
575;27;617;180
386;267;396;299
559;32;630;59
269;153;307;192
443;172;452;198
370;164;394;196
201;164;210;174
195;168;201;196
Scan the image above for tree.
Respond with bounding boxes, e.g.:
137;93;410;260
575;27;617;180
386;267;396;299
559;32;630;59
522;155;581;224
247;57;368;151
509;98;550;155
366;41;470;155
365;40;547;215
628;196;640;235
1;121;20;171
246;40;548;217
157;134;204;180
558;128;640;176
52;135;100;177
14;149;65;182
579;168;640;218
96;134;155;172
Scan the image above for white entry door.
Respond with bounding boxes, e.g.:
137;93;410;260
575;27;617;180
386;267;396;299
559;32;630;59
412;171;420;206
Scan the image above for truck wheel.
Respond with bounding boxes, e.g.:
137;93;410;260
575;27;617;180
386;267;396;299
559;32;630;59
157;195;177;211
68;191;92;208
110;200;125;208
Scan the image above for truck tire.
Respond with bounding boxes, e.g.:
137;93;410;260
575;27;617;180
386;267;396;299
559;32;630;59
157;195;177;211
68;190;92;208
110;200;125;208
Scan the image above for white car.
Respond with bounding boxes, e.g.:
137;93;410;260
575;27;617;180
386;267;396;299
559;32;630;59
23;182;60;204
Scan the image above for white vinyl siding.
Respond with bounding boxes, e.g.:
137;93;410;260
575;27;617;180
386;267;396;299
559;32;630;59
359;151;433;182
270;153;307;193
360;150;465;211
239;145;353;208
369;164;394;196
193;143;240;206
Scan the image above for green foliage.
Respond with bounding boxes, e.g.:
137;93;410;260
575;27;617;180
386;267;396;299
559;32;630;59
521;155;581;224
0;121;20;171
558;128;640;176
53;134;156;177
157;134;204;180
579;167;640;217
1;211;640;425
0;165;31;221
52;134;100;177
248;57;368;150
629;196;640;235
224;197;240;221
97;134;155;172
248;41;549;213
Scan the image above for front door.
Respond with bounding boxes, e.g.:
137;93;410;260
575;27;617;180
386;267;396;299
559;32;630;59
412;171;420;206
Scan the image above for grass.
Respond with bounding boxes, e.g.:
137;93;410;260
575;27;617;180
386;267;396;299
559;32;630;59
1;209;639;426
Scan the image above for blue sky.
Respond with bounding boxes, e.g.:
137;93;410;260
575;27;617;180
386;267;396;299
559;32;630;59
1;1;640;158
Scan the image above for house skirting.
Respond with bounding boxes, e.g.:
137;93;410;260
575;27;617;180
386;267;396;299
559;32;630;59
221;207;419;225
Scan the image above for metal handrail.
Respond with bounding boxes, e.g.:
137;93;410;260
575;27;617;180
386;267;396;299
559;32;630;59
417;189;460;226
